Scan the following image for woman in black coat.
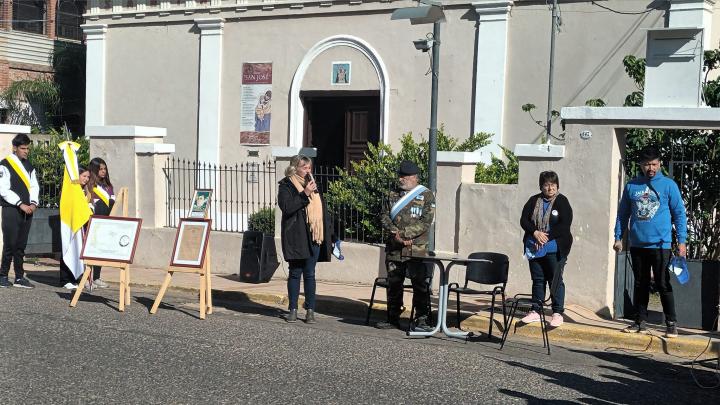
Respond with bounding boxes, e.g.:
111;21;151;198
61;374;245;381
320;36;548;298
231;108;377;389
277;155;333;324
519;171;573;328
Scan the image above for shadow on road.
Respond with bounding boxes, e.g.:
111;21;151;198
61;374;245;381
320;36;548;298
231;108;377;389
498;347;719;403
54;291;120;312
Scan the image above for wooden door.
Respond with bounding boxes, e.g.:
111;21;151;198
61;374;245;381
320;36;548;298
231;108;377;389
344;105;378;168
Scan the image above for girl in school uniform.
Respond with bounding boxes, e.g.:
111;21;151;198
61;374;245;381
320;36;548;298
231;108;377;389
87;158;115;288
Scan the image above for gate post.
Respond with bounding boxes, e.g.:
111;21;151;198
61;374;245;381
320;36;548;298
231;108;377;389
87;126;174;226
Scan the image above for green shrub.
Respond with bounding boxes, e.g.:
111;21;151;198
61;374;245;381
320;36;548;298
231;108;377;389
475;146;518;184
247;207;275;235
28;127;89;208
325;127;517;242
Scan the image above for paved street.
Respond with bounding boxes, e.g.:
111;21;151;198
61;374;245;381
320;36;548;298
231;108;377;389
1;280;717;404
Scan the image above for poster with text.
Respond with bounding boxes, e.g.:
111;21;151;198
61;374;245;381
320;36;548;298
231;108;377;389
240;63;273;144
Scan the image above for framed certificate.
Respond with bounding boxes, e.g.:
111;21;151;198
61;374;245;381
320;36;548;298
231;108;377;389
189;189;212;218
81;216;143;263
171;218;212;268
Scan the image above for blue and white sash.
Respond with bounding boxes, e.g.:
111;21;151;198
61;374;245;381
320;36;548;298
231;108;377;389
390;185;428;221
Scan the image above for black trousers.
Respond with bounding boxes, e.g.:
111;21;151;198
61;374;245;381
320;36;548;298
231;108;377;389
629;247;677;324
60;259;78;284
0;206;33;279
92;265;102;280
386;260;432;321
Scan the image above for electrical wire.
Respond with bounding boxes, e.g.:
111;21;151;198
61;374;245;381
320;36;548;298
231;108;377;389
590;1;659;16
690;313;720;389
623;252;720;389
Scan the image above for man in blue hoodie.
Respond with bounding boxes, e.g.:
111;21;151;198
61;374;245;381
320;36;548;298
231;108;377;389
614;145;687;338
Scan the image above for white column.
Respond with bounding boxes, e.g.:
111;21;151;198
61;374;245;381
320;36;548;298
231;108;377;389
472;1;513;163
669;0;715;48
112;0;123;13
89;0;100;15
82;24;108;128
195;18;224;165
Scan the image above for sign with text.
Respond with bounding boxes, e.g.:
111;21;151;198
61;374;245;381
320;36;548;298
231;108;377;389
240;63;273;145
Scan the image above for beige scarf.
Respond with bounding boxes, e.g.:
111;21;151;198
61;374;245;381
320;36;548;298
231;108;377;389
289;174;324;244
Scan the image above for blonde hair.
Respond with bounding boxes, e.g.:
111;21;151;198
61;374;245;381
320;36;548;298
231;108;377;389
285;155;313;178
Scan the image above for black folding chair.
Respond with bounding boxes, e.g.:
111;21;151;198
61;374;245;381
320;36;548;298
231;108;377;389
448;252;508;339
500;263;565;355
365;262;433;330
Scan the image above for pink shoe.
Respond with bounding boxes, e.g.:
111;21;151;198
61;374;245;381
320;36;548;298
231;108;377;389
550;313;564;328
521;311;541;324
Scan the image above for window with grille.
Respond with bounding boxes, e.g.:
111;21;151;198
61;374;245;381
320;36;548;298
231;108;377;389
57;0;85;41
12;0;46;35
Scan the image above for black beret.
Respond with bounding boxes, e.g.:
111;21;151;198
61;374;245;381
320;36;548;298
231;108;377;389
397;160;420;176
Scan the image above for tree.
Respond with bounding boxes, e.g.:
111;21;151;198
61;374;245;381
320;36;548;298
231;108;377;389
1;78;59;129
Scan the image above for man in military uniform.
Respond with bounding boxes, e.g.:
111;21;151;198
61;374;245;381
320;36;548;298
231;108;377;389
376;161;435;330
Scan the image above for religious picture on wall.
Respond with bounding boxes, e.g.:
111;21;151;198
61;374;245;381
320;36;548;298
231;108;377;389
240;62;273;145
331;62;351;85
189;189;212;218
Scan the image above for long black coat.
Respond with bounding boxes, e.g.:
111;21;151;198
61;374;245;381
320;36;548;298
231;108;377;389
277;177;333;262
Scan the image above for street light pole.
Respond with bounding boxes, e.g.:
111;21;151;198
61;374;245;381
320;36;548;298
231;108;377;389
390;0;445;252
545;0;559;143
427;21;440;251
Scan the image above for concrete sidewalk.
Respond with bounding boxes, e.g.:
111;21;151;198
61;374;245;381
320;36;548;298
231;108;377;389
24;260;719;359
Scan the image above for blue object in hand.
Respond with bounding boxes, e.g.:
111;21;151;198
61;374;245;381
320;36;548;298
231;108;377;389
523;238;547;260
669;256;689;285
332;240;344;260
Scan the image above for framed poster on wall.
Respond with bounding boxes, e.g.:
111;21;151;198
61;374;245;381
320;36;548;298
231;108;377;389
240;62;273;145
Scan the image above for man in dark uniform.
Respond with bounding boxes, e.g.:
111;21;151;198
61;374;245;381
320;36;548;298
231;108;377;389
0;134;39;288
376;161;435;330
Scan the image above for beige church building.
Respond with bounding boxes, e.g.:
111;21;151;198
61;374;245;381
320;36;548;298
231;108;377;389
81;0;719;167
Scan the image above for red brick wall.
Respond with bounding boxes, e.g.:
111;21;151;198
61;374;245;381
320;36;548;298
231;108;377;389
0;62;54;92
0;1;58;91
46;0;58;39
0;60;10;89
1;0;12;31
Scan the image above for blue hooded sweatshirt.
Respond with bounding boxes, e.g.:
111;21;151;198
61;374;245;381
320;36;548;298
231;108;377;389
614;171;687;249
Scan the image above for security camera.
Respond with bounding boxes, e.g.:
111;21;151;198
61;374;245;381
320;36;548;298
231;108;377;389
413;39;432;52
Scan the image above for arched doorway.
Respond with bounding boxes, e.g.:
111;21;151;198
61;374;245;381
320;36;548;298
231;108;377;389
289;35;390;169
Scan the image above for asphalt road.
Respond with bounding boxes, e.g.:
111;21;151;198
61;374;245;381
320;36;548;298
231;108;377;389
0;280;718;404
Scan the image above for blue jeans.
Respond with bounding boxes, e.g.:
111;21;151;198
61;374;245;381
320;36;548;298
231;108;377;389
528;253;566;314
287;244;320;310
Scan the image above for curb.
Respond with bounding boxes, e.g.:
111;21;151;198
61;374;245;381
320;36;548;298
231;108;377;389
29;272;717;358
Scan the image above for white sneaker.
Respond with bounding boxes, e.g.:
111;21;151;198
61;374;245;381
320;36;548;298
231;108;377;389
94;278;109;288
521;310;542;324
549;313;564;328
63;282;78;290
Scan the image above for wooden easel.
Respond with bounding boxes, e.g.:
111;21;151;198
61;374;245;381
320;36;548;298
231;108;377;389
70;188;132;311
150;212;213;319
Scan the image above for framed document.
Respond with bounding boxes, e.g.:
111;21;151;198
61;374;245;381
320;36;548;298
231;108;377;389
171;218;212;268
189;189;213;218
81;216;143;263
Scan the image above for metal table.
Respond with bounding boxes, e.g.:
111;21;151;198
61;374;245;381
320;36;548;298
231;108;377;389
404;254;493;339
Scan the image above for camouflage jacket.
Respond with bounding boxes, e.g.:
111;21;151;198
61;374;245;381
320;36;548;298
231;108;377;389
381;186;435;261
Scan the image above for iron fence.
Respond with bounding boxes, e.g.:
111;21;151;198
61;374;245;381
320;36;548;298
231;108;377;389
164;158;277;232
